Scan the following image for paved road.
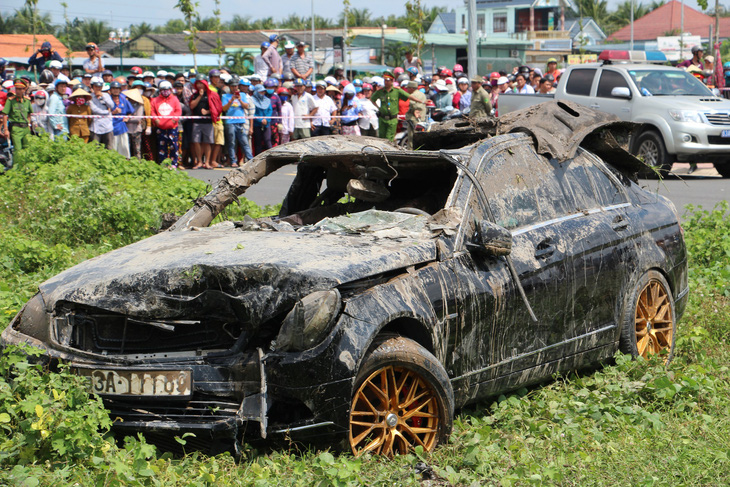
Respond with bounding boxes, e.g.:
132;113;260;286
187;162;729;216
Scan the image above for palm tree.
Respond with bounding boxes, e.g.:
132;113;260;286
130;22;153;39
154;19;186;33
571;0;611;31
79;19;111;46
649;0;666;11
342;8;373;27
609;1;650;30
252;17;277;30
280;14;308;30
226;50;254;75
9;5;54;34
195;17;218;31
227;15;253;31
384;42;410;67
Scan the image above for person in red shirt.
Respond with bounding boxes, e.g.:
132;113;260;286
151;80;183;168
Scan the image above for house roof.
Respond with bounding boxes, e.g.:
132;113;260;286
359;32;532;47
435;12;456;34
608;1;730;41
142;32;270;54
565;17;607;40
0;34;69;58
476;0;575;9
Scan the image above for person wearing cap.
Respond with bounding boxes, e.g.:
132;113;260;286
28;41;63;74
277;87;294;144
151;80;183;168
48;60;63;80
263;34;283;77
431;79;453;110
281;42;296;79
83;43;104;75
678;45;704;69
190;78;222;169
108;81;133;158
469;77;492;119
2;79;32;150
221;79;253;167
47;78;70;139
546;58;559;77
30;89;53;137
356;83;378;137
452;77;472;112
254;42;270;79
66;89;93;142
88;77;115;149
370;70;423;140
123;86;145;160
403;50;422;74
291;42;314;80
311;81;337;136
403;80;426;148
290;79;317;140
101;69;114;84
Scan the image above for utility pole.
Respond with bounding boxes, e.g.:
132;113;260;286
467;0;477;79
311;0;316;76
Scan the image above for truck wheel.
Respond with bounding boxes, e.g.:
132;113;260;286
619;270;676;364
713;162;730;178
633;131;673;178
349;336;453;457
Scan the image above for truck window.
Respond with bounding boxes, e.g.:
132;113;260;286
596;70;629;98
565;69;596;97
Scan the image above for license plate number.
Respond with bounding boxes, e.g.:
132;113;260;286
81;369;192;397
722;130;730;137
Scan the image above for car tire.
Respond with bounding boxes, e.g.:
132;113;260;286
633;131;673;178
619;270;677;363
713;162;730;178
349;336;454;457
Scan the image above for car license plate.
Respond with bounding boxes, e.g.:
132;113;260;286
722;130;730;138
79;369;192;397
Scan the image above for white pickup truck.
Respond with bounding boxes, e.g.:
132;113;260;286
498;60;730;177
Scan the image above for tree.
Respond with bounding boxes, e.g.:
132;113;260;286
212;0;224;68
280;14;308;30
226;50;254;74
175;0;199;69
384;41;409;67
228;15;252;31
405;0;427;59
609;1;650;30
570;0;611;32
154;19;186;34
341;8;372;27
78;19;110;47
130;22;153;39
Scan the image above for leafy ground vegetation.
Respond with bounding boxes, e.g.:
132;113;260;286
0;138;729;486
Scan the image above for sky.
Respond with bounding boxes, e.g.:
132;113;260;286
3;0;714;30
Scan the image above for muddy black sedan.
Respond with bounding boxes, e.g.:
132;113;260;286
2;103;688;456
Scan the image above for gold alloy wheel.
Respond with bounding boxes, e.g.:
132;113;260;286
349;365;440;457
634;279;674;358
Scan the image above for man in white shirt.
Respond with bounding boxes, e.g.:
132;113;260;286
514;73;535;94
357;83;379;137
311;81;337;136
290;78;317;140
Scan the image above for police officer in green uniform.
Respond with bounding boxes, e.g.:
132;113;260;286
469;77;492;119
370;71;421;141
2;79;32;151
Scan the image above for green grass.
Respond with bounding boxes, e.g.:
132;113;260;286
1;138;729;485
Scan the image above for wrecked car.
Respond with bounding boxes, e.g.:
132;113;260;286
2;102;688;457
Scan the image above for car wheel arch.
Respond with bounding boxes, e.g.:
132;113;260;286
616;266;674;338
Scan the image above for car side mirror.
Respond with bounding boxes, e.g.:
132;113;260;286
611;87;631;99
467;220;512;257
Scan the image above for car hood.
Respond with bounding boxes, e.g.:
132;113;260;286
655;97;730;111
38;227;438;327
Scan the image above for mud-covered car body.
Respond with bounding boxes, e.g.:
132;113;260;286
2;103;688;454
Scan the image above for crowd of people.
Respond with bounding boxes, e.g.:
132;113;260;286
1;37;726;169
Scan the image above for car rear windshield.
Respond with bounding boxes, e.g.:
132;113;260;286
628;69;714;96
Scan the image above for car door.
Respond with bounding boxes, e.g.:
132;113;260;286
590;69;633;120
560;67;598;107
447;136;579;399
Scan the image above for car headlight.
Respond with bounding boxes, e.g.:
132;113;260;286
9;293;50;341
275;289;341;352
668;110;702;123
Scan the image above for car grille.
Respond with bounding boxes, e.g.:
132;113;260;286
704;112;730;125
56;304;243;354
105;396;240;425
707;136;730;145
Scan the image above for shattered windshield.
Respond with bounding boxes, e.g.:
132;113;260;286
628;69;714;96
